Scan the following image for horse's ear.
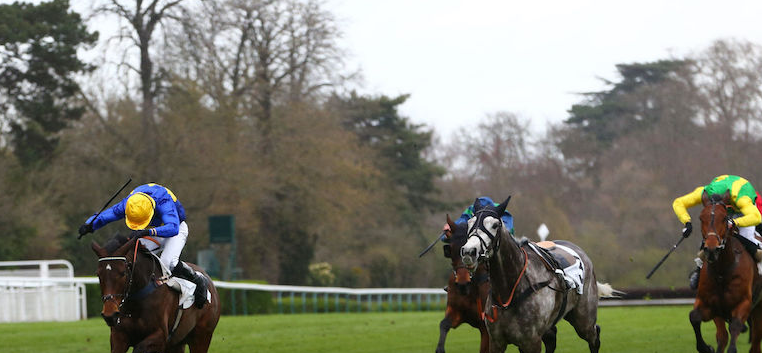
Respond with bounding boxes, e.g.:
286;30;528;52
496;196;511;215
91;241;107;258
701;191;710;207
446;214;456;239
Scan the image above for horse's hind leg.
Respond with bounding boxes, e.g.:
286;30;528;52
565;309;600;353
542;326;558;353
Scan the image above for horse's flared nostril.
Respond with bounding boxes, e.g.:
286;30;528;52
101;312;120;326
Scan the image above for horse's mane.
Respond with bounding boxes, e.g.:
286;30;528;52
104;233;130;254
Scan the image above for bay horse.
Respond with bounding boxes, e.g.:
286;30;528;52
91;234;220;353
436;214;558;353
690;192;762;353
436;214;492;353
460;197;613;353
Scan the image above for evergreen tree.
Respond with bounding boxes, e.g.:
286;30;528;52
0;0;97;166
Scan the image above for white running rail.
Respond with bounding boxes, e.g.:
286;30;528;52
0;260;87;323
0;272;694;322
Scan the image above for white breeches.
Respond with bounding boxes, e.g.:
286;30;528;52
138;221;189;271
738;225;762;247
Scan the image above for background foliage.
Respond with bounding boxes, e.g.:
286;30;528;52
2;0;762;290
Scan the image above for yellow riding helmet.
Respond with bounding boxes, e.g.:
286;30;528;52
125;192;156;230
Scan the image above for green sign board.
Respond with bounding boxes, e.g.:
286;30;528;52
209;215;235;244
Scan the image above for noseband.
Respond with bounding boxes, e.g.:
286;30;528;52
463;208;504;263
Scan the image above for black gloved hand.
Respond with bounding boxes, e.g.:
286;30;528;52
727;219;736;230
78;223;94;236
130;229;150;239
682;222;692;238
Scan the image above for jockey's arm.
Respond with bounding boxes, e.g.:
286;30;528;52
87;199;127;231
732;195;762;227
148;200;181;237
673;187;704;224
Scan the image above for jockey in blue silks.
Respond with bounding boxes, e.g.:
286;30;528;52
78;183;207;308
443;196;515;237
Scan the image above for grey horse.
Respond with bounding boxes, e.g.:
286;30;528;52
460;197;615;353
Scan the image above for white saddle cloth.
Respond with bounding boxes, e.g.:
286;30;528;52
148;252;212;309
552;244;585;295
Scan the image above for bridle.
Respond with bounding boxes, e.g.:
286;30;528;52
704;200;730;252
98;255;136;323
462;208;504;263
98;239;160;325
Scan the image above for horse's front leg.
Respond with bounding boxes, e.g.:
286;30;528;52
712;317;728;353
541;326;558;353
726;300;753;353
436;315;453;353
690;305;716;353
517;340;542;353
109;329;130;353
478;325;490;353
132;330;167;353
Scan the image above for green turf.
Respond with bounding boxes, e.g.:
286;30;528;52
0;305;752;352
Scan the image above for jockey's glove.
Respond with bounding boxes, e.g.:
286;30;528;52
78;223;93;236
130;229;150;239
682;222;692;238
728;219;736;229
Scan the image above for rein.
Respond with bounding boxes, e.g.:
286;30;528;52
466;208;567;323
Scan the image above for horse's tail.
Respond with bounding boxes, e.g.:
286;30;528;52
596;282;624;298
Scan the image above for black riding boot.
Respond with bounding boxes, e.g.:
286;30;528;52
689;267;700;290
171;261;208;308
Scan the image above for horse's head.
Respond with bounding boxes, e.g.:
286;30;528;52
91;234;139;326
443;214;473;295
699;191;733;263
461;196;511;270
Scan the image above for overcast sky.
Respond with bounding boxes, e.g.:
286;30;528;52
328;0;762;139
14;0;762;139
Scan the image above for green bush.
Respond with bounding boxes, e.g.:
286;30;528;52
85;283;102;318
216;280;275;315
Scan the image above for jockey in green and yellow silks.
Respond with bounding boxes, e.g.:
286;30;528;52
673;175;762;289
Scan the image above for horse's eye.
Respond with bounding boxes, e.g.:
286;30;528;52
492;223;499;229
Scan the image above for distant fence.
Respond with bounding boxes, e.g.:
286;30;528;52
0;275;695;322
0;260;87;323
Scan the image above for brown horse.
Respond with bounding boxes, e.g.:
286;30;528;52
690;192;762;353
436;214;492;353
436;214;558;353
91;234;220;353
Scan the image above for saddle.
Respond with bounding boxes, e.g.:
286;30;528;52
523;240;585;295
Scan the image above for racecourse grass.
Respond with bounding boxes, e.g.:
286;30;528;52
0;305;750;353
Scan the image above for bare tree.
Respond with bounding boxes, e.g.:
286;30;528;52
93;0;188;178
693;39;762;143
168;0;344;151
